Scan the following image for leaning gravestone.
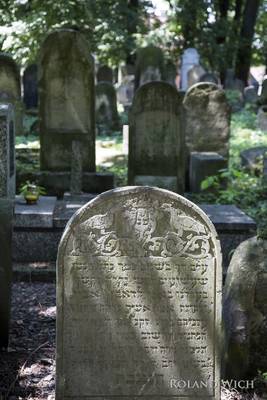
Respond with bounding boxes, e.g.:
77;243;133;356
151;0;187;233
97;65;113;83
180;48;200;91
23;64;38;109
39;29;95;172
183;82;231;158
56;186;222;399
135;45;165;89
0;53;23;135
128;81;185;193
96;82;120;133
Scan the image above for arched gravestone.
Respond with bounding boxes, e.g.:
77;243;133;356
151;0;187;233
39;29;95;172
97;65;113;83
183;82;231;158
96;82;120;133
56;186;222;399
128;81;185;193
0;53;23;135
135;45;165;90
180;48;200;91
23;64;38;109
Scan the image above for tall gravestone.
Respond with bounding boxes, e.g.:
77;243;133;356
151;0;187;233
183;82;231;158
135;45;165;90
96;82;120;133
97;65;113;83
0;104;16;198
180;48;200;91
0;103;15;349
0;53;23;135
39;29;95;172
56;186;222;399
128;81;185;193
23;64;38;109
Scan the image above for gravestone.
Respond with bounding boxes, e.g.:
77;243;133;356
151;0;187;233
0;104;16;198
23;64;38;109
240;146;267;173
223;236;267;379
257;106;267;131
187;64;205;88
0;53;23;135
259;75;267;105
117;75;135;109
164;60;177;86
39;29;95;172
96;82;120;133
190;152;227;193
56;186;222;399
135;45;165;89
180;48;200;91
183;82;231;159
128;81;185;193
97;65;113;83
200;72;219;85
244;85;258;105
0;199;13;349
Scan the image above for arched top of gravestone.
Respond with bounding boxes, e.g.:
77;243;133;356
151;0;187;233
58;186;222;264
131;80;183;115
183;81;227;109
200;72;219;85
39;29;94;79
0;53;21;98
182;48;200;62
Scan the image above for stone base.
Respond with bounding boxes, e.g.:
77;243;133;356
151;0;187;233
13;199;257;277
28;171;114;197
63;192;97;203
190;152;227;193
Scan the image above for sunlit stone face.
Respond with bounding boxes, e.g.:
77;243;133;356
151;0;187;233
56;187;222;399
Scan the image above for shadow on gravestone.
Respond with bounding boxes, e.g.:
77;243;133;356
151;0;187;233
128;81;185;194
39;29;95;172
56;186;222;399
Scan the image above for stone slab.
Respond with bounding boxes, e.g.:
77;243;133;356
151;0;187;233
63;192;97;203
199;204;256;231
36;171;114;197
56;186;222;399
15;195;57;228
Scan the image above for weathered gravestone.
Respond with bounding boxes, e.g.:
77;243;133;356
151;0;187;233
199;72;219;85
135;45;165;90
0;53;23;135
183;82;231;159
259;75;267;105
96;82;120;133
128;81;185;193
0;104;14;349
257;105;267;131
240;146;267;174
23;64;38;109
56;186;222;399
164;60;177;86
180;48;200;91
223;235;267;379
187;65;206;89
0;199;13;349
97;65;113;83
244;85;258;106
0;104;16;198
39;29;95;172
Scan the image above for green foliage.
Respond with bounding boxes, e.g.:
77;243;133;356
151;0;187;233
19;180;46;196
0;0;152;66
192;108;267;226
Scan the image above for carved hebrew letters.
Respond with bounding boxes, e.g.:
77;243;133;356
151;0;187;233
56;187;222;399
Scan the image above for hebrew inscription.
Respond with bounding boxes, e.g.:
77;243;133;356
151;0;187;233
56;187;222;399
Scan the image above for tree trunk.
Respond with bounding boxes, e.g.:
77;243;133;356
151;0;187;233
235;0;261;85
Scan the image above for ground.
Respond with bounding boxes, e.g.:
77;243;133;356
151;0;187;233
0;282;264;400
